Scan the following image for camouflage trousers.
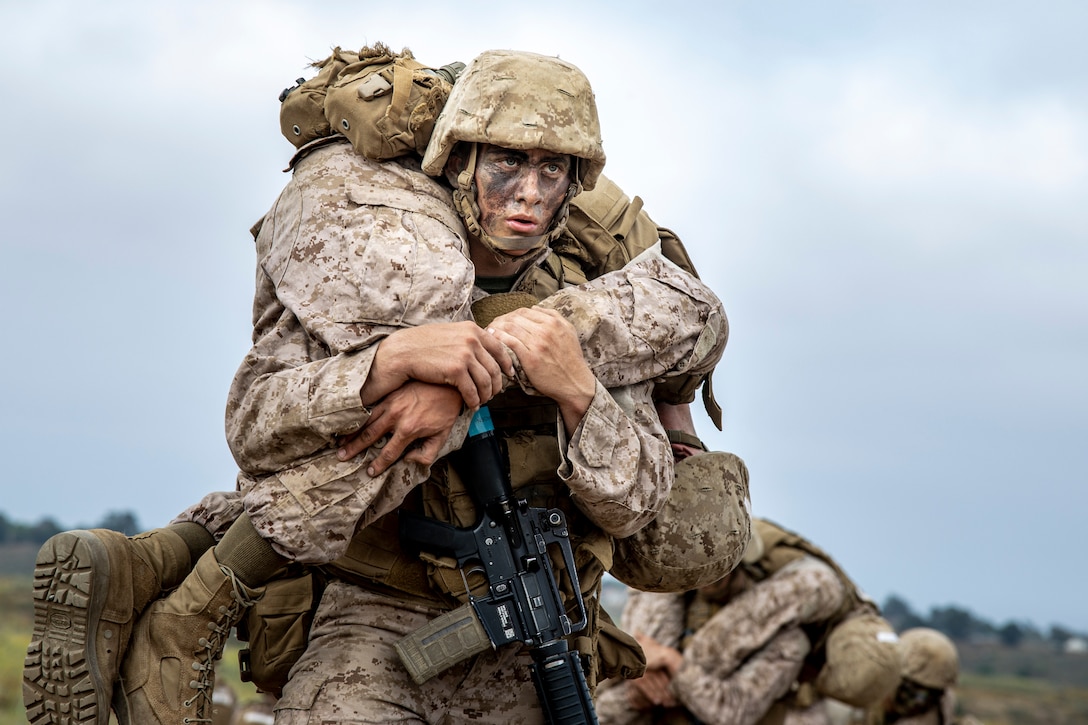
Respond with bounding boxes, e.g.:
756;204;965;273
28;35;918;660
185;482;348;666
172;489;245;540
272;580;546;725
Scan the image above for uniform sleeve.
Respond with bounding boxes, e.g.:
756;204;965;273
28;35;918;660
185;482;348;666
591;684;649;725
225;144;474;475
535;246;727;389
673;627;811;725
224;276;378;474
680;557;848;678
556;380;673;538
621;590;687;646
523;248;725;538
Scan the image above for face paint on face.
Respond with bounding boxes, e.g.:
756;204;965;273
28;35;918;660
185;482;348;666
474;144;573;248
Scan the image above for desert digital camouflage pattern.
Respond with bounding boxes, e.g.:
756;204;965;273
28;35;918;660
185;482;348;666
226;137;474;476
169;138;725;566
597;557;850;725
271;583;547;724
422;49;605;189
611;450;751;593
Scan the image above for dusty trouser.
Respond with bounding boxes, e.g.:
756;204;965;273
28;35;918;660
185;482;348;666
273;582;546;725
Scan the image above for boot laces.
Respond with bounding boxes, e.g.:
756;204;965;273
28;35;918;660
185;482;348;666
182;565;262;722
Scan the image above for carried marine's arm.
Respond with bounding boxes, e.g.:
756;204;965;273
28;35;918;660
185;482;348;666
397;407;598;725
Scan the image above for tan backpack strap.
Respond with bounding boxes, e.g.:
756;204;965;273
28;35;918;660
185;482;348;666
701;372;723;430
612;194;645;241
385;62;415;126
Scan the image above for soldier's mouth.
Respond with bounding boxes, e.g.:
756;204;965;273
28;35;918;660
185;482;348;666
505;216;541;235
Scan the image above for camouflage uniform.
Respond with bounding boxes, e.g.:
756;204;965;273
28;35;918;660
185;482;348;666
597;557;846;725
169;49;728;724
166;140;723;724
172;136;724;562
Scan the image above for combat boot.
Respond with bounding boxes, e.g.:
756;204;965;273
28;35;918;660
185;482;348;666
115;547;262;725
23;527;195;725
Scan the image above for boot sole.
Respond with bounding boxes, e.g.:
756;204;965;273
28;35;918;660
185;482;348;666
23;531;112;725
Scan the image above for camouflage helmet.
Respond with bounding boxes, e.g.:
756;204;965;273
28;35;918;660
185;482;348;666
421;49;606;260
899;627;959;690
814;612;903;708
610;451;751;593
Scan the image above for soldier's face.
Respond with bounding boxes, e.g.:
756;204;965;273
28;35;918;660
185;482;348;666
473;144;573;250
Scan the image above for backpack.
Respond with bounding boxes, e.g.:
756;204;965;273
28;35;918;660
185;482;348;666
278;43;461;161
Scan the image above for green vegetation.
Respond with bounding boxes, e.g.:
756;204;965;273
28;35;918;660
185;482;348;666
0;578;30;724
958;674;1088;724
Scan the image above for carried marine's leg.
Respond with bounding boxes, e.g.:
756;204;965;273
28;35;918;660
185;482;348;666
115;514;282;725
23;523;211;725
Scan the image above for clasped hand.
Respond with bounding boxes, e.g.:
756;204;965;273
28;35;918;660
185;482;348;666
628;633;683;709
339;310;595;476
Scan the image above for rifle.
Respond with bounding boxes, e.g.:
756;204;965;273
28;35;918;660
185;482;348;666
396;406;599;724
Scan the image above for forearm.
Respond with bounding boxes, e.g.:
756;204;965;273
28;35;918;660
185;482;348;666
559;381;673;538
672;628;810;725
535;247;727;386
682;557;847;678
226;340;377;474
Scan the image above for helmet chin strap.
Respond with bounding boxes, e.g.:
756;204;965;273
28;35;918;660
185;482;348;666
452;144;581;261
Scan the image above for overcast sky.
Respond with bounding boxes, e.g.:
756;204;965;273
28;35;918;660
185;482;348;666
2;1;1085;633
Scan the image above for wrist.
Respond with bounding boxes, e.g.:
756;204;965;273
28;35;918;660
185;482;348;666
557;376;596;435
360;337;406;405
